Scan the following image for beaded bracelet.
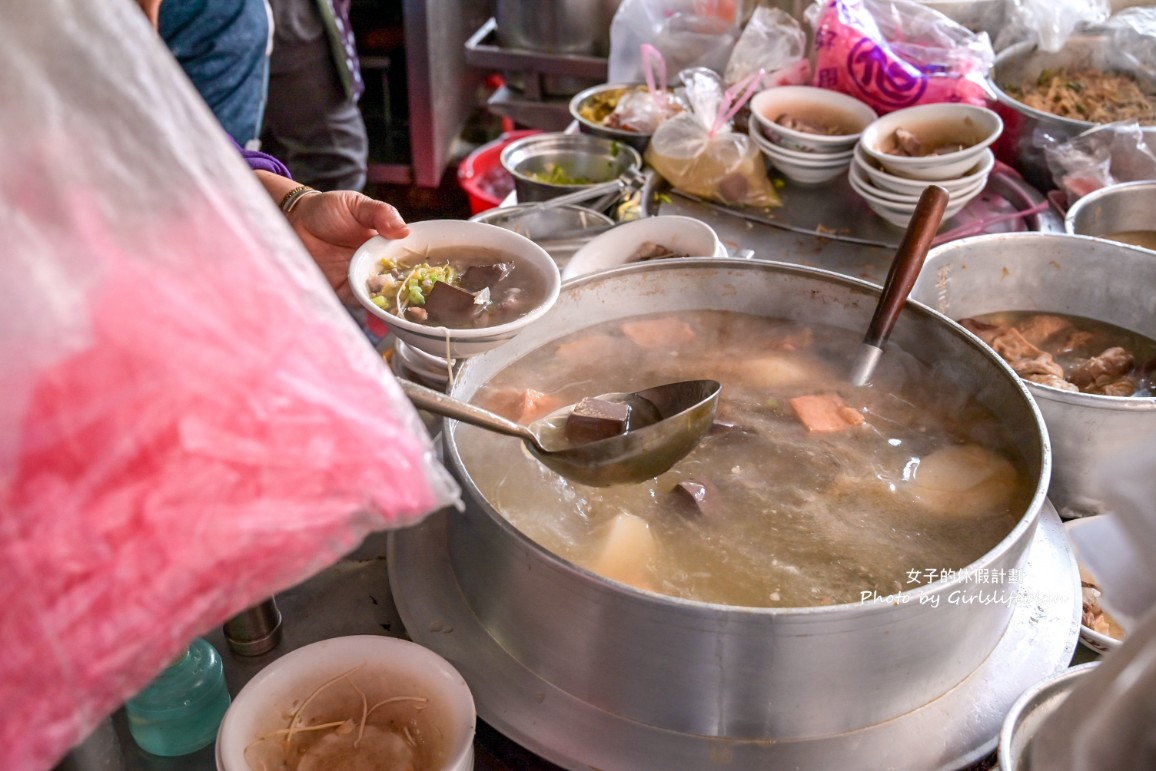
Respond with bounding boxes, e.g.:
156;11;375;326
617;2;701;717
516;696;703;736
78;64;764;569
279;184;317;213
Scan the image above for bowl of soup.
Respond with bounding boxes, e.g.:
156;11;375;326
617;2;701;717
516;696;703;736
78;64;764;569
217;635;475;771
859;103;1003;181
911;232;1156;519
348;220;561;359
435;258;1051;744
749;85;878;154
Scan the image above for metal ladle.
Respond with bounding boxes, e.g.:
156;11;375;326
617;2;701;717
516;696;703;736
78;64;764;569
399;378;721;487
849;184;950;386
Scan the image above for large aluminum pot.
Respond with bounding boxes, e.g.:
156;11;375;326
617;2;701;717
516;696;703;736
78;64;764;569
911;232;1156;519
988;36;1156;192
1064;179;1156;252
440;259;1050;740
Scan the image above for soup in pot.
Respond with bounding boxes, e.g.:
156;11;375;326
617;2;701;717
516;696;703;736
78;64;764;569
959;310;1156;397
456;310;1032;608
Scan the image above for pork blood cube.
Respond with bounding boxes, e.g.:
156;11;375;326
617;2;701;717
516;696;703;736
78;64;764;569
564;397;631;444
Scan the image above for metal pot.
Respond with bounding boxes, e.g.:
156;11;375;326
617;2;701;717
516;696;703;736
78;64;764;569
1064;179;1156;251
440;260;1050;742
911;232;1156;518
495;0;622;96
988;36;1156;192
499;131;642;204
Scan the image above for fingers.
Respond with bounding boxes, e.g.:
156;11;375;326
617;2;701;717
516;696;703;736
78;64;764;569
349;192;410;239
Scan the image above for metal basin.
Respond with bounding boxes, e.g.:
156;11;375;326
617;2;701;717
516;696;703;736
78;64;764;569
439;259;1050;741
988;36;1156;192
1064;179;1156;252
500;132;643;205
911;232;1156;518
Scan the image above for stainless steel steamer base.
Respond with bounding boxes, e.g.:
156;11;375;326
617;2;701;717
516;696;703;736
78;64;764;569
389;502;1080;770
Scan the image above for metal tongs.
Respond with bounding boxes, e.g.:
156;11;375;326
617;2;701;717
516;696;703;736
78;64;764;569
534;166;648;215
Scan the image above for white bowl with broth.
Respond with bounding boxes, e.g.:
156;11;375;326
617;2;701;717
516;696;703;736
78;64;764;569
561;215;727;280
860;103;1003;181
348;220;561;359
216;635;475;771
749;86;878;154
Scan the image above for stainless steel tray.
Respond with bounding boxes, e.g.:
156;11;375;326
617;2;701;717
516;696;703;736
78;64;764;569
642;163;1064;286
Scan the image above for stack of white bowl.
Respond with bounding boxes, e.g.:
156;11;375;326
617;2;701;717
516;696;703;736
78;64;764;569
748;86;878;185
850;103;1003;228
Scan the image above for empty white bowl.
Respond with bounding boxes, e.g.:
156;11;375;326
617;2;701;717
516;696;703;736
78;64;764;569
561;215;726;280
749;86;878;154
854;143;994;197
848;167;973;228
848;158;986;204
217;635;475;771
749;122;854;185
860;103;1003;181
348;219;561;359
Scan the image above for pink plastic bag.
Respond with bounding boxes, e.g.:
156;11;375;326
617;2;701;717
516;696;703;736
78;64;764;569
805;0;994;115
0;3;459;769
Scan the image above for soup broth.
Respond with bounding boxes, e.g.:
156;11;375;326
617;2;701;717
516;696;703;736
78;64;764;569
366;245;546;330
960;310;1156;397
243;665;454;771
457;310;1031;608
1101;230;1156;251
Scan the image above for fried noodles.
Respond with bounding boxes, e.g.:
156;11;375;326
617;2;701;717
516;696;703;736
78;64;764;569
1006;68;1156;123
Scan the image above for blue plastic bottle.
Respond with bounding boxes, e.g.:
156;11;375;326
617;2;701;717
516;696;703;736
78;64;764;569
125;637;231;756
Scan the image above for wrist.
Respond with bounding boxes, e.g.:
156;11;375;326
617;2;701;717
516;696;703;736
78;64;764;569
279;184;320;214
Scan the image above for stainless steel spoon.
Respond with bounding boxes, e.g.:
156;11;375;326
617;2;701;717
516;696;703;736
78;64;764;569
849;184;950;386
399;378;721;487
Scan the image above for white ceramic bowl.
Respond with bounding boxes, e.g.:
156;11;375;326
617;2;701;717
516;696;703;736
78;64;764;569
848;158;986;204
749;123;854;185
749;86;878;154
854;143;994;197
847;168;973;228
749;121;855;162
1064;519;1125;655
561;215;727;280
348;220;561;359
217;635;475;771
860;103;1003;181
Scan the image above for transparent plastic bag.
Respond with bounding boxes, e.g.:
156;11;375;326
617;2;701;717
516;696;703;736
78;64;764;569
604;45;688;134
724;5;811;89
1026;445;1156;770
645;67;781;208
608;0;742;84
1039;121;1156;205
992;0;1111;53
805;0;995;115
0;3;459;768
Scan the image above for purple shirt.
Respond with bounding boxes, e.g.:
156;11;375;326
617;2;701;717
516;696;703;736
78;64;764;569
238;145;292;178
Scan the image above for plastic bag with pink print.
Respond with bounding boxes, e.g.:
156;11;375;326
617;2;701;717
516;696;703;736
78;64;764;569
804;0;995;116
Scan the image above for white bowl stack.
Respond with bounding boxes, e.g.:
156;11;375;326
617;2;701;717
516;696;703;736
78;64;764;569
850;103;1003;228
748;86;877;185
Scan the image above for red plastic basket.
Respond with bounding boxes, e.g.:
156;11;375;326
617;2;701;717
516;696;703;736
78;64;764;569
457;129;540;215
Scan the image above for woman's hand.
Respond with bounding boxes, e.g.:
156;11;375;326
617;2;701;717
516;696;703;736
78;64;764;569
286;190;410;301
255;170;410;302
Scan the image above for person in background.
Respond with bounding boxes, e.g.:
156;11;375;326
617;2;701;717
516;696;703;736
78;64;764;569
260;0;370;191
157;0;273;147
136;0;408;301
